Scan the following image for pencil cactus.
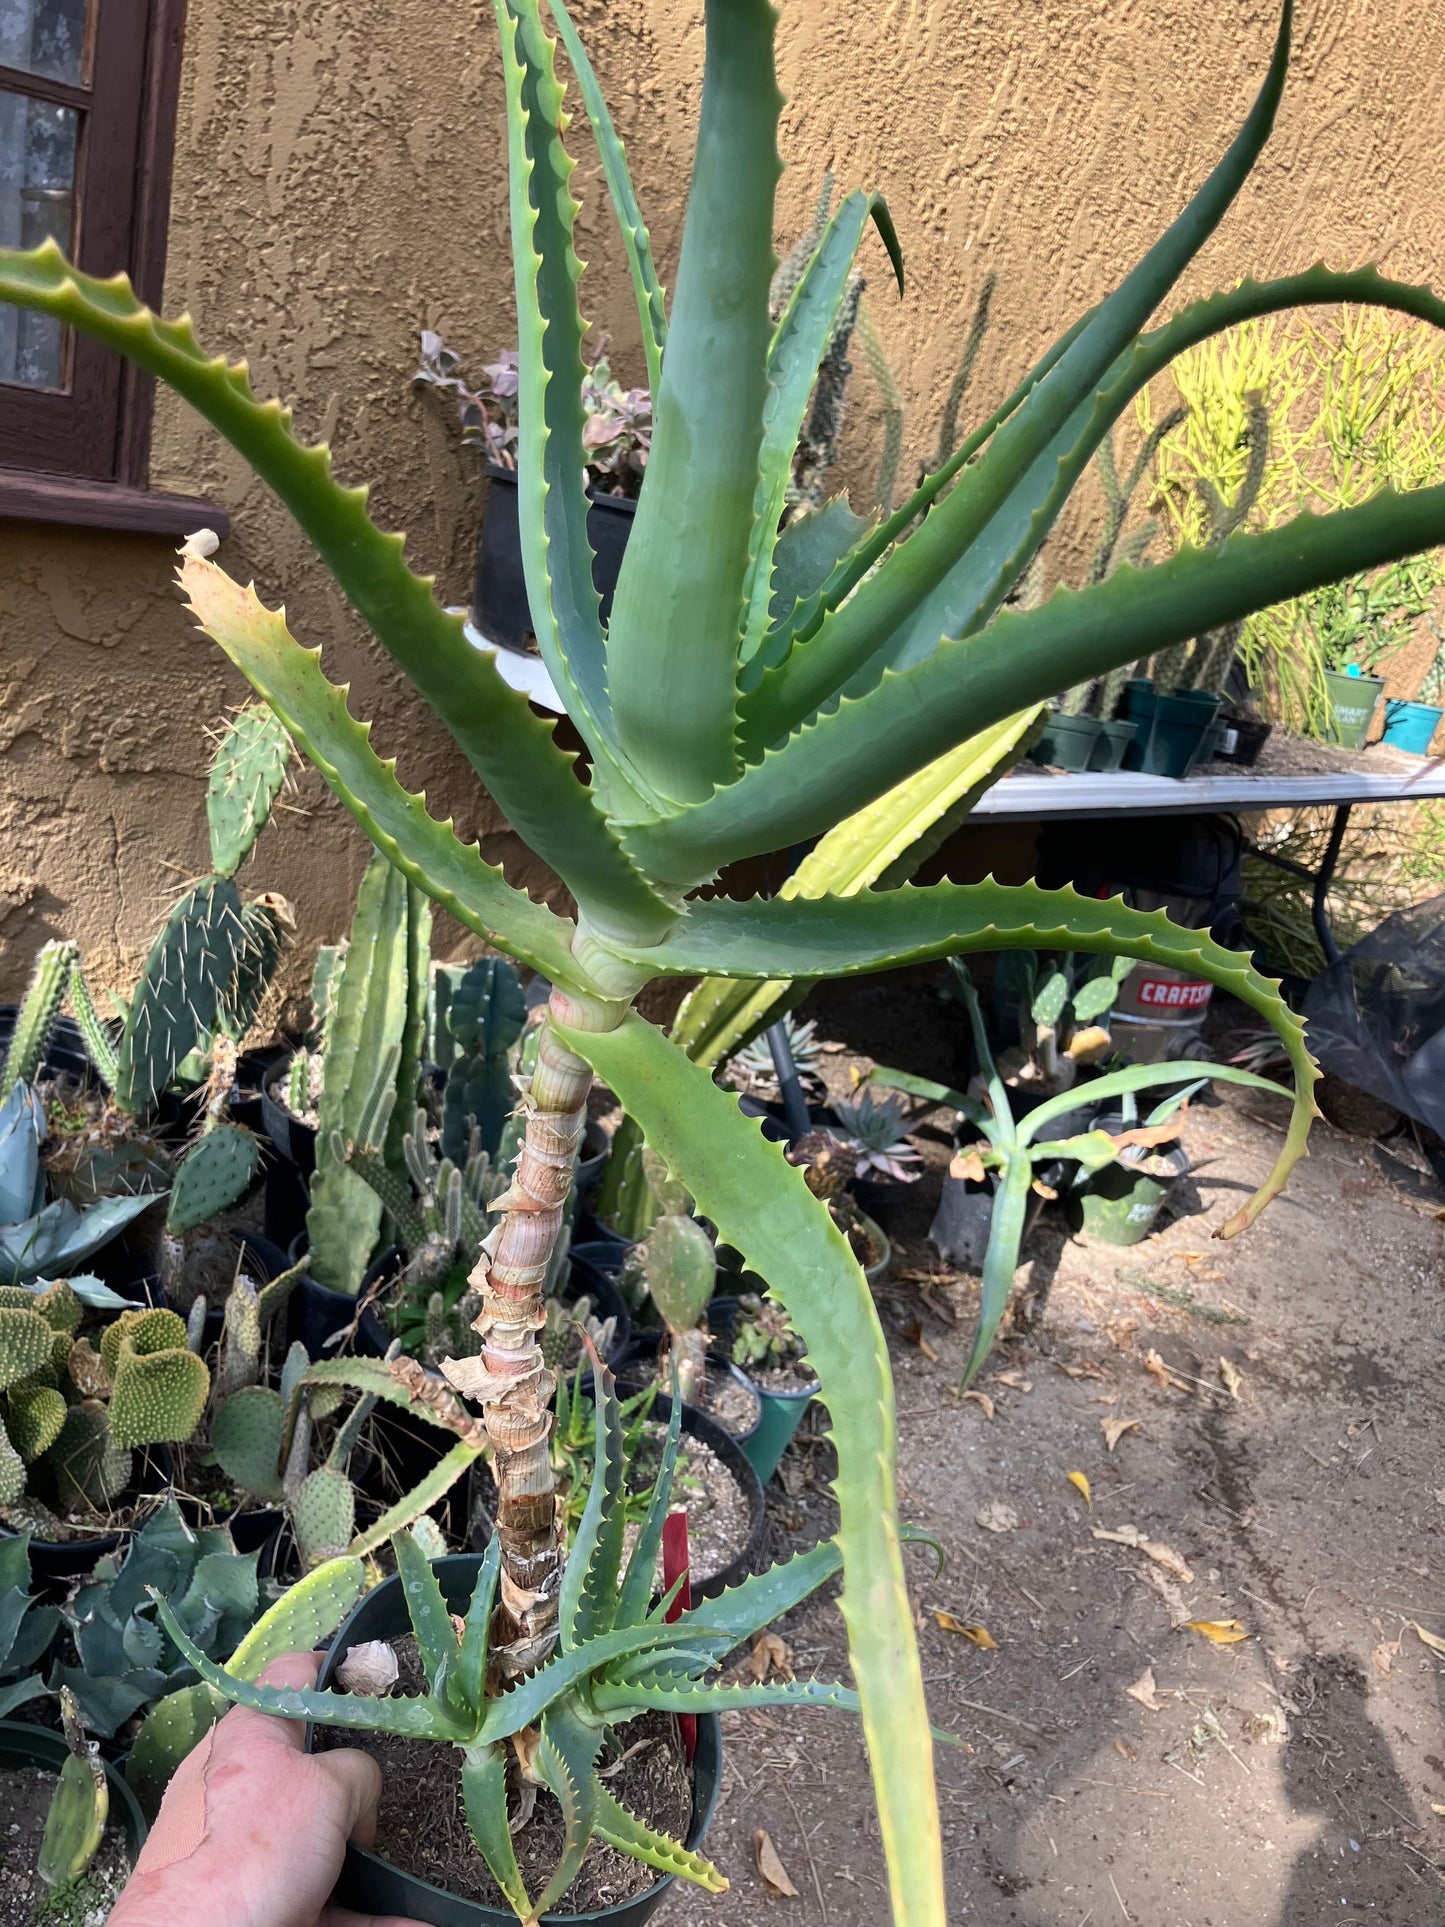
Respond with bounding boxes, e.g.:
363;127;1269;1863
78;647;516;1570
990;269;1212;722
9;0;1445;1915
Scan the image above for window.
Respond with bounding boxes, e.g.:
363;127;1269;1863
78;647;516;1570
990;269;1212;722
0;0;225;533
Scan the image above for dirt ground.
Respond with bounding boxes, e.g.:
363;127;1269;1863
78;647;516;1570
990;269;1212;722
669;970;1445;1927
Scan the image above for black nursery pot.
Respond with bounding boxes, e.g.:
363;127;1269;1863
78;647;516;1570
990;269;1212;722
11;1445;173;1583
311;1554;721;1927
628;1390;764;1600
563;1245;633;1366
189;1227;294;1353
473;464;637;652
282;1246;390;1361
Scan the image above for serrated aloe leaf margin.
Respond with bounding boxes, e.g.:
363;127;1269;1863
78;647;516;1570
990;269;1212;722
0;242;672;942
175;552;585;986
611;879;1319;1236
550;1010;946;1927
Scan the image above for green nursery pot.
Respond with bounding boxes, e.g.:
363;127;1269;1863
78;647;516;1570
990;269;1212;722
1029;714;1102;771
737;1372;820;1484
1087;717;1138;771
1072;1137;1190;1246
1126;690;1219;778
1320;668;1385;748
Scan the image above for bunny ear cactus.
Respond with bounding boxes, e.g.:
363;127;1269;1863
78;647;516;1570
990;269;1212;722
14;1;1445;1914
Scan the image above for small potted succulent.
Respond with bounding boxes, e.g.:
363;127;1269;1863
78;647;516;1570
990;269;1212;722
414;331;650;655
828;1085;922;1227
725;1293;819;1482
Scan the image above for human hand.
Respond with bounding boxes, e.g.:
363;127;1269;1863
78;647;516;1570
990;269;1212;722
110;1651;424;1927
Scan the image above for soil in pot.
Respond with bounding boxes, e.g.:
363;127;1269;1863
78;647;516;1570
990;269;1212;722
622;1422;754;1590
318;1639;691;1913
0;1763;135;1926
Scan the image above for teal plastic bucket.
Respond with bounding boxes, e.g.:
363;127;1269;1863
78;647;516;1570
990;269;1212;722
1381;699;1442;755
739;1377;818;1483
1321;668;1385;748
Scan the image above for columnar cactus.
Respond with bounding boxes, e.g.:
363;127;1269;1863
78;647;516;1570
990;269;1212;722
434;956;526;1166
304;853;430;1295
0;941;79;1099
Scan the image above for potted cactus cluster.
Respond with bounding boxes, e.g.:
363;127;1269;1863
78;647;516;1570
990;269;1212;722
10;0;1445;1917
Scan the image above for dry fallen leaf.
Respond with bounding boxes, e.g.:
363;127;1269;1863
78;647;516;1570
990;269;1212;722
1218;1355;1242;1398
1059;1359;1108;1381
1371;1640;1399;1678
975;1500;1019;1533
1101;1416;1142;1452
1412;1622;1445;1657
1140;1563;1193;1628
1142;1348;1190;1393
988;1369;1032;1391
1184;1619;1251;1644
1114;1736;1138;1761
1092;1524;1195;1584
1432;1803;1445;1817
1126;1666;1167;1711
960;1389;995;1420
753;1829;799;1898
749;1632;794;1683
949;1148;988;1184
900;1319;939;1363
1066;1470;1092;1508
935;1611;1000;1649
1434;1488;1445;1507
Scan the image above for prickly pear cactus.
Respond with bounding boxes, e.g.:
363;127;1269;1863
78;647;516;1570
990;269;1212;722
7;1383;66;1461
206;703;292;877
115;877;247;1111
215;895;291;1041
0;1306;57;1392
0;939;78;1097
306;854;413;1295
210;1384;285;1502
38;1692;107;1890
642;1215;715;1339
166;1123;260;1234
108;1308;210;1450
49;1400;131;1513
439;956;525;1164
290;1465;355;1569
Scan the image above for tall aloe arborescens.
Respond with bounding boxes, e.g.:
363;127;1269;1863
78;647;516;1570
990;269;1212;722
5;0;1445;1917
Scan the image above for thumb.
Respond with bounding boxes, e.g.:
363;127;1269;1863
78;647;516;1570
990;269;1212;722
313;1744;384;1848
320;1911;430;1927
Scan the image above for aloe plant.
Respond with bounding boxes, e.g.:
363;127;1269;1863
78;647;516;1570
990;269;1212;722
7;2;1445;1916
154;1362;936;1922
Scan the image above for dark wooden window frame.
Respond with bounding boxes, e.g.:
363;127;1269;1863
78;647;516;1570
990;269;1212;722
0;0;227;536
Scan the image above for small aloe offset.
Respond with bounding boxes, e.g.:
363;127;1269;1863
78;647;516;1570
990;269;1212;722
8;1;1445;1917
153;1362;927;1924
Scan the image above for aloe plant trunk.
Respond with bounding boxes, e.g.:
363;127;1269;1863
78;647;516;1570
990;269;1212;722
448;988;623;1676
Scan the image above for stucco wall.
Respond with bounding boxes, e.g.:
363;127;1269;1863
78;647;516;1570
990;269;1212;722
2;0;1443;999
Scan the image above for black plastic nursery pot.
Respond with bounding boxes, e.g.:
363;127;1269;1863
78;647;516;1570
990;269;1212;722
0;1720;149;1861
1071;1118;1190;1248
574;1117;611;1198
928;1167;1049;1272
1028;713;1101;772
473;464;638;653
283;1254;390;1361
260;1057;318;1176
10;1445;174;1583
311;1554;721;1927
1213;712;1272;766
849;1170;917;1234
558;1248;634;1367
188;1227;292;1352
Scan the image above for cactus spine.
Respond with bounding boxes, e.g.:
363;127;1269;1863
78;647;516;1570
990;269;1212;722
65;964;118;1088
206;703;291;876
1;941;78;1097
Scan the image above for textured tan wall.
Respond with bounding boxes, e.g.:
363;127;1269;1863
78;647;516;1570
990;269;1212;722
3;0;1443;999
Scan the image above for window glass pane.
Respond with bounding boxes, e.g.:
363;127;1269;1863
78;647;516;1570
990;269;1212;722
0;0;90;88
0;85;75;388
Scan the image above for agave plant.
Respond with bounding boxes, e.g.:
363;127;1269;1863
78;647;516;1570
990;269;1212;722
153;1367;928;1921
6;0;1445;1917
